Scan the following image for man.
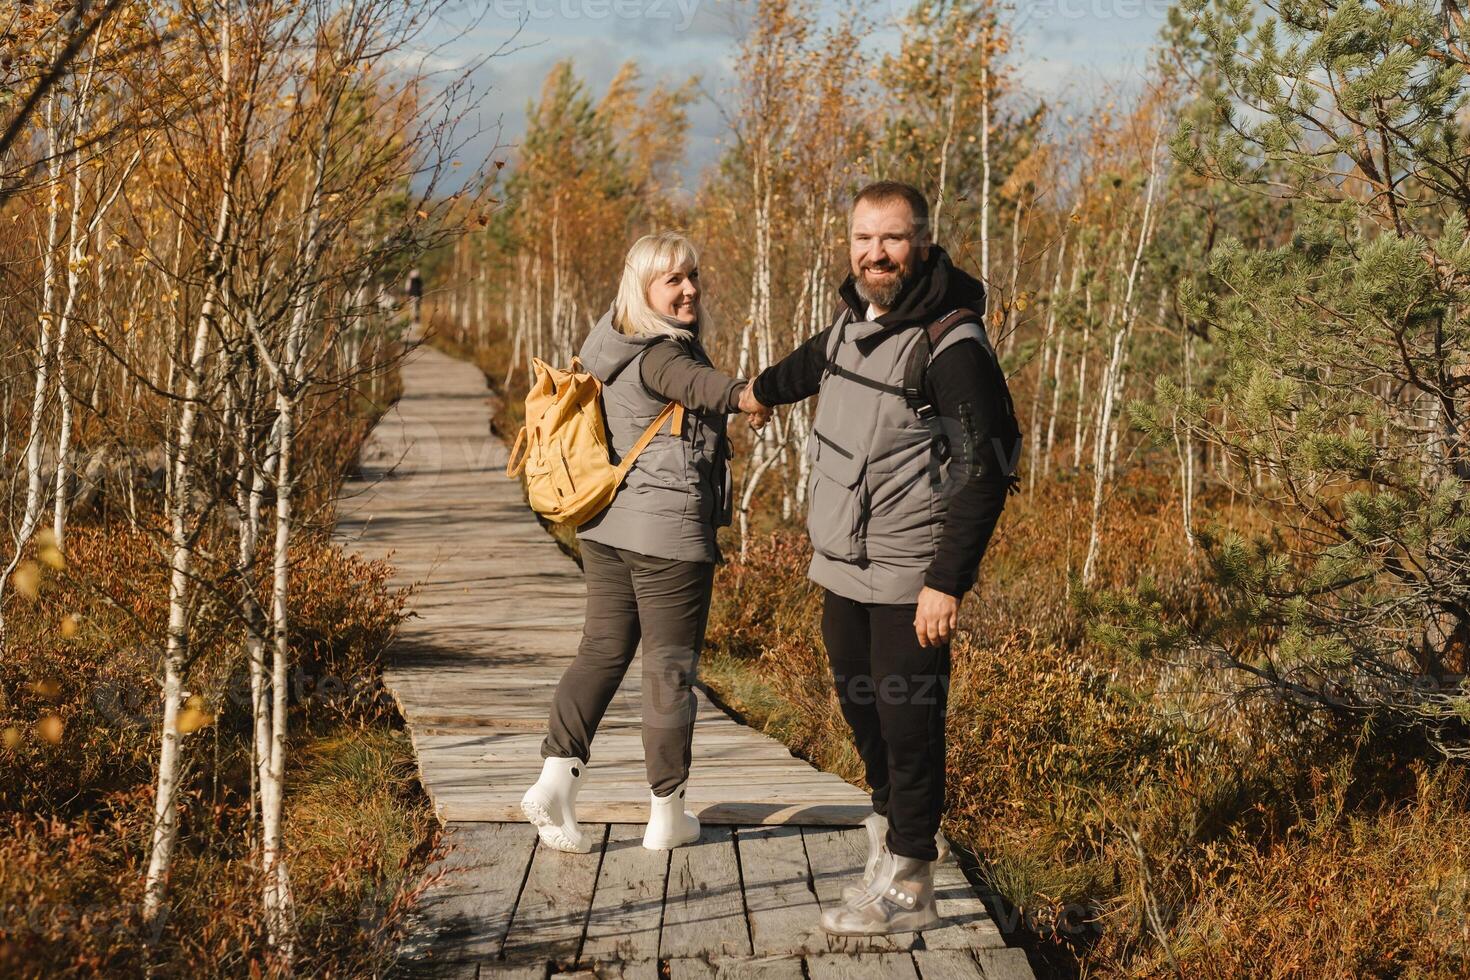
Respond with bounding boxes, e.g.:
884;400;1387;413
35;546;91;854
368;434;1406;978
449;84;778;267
741;181;1018;936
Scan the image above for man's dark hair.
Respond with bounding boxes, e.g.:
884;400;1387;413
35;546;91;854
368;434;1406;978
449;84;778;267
852;181;930;240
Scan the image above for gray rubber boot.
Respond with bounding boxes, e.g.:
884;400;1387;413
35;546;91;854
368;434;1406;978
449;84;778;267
821;853;940;936
841;813;954;902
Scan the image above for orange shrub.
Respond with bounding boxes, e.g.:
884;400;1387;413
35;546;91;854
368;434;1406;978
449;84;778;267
0;519;428;977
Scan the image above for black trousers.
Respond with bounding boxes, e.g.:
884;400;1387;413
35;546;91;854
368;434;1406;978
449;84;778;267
821;589;951;860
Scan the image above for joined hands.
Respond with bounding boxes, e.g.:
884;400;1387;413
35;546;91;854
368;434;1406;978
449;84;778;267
739;383;771;430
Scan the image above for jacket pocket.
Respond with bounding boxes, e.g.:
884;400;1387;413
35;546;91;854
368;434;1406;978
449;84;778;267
805;430;868;562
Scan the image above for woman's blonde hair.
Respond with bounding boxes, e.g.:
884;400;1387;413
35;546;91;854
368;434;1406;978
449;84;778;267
613;232;709;340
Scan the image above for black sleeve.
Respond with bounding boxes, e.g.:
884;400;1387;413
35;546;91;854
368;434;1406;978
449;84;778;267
750;325;833;407
639;340;747;414
923;339;1016;598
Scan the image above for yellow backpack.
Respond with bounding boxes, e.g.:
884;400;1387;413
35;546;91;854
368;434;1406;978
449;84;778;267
505;356;684;527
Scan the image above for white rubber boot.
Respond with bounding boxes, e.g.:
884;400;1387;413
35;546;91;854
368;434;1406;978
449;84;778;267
642;780;701;850
842;812;954;901
520;756;592;853
822;853;940;936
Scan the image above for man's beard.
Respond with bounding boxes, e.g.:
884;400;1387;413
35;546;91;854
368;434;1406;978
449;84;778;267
854;264;908;309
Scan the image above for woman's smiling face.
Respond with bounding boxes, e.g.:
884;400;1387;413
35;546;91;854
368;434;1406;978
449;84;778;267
647;264;700;326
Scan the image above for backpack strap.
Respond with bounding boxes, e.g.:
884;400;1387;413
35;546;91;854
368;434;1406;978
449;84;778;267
820;304;930;397
817;305;856;387
506;426;530;478
901;308;985;487
901;308;983;420
903;307;1025;494
612;401;685;482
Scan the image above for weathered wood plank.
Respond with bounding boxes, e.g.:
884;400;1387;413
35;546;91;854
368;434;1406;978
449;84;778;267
395;823;538;968
479;965;548;979
920;861;1007;950
560;962;658;980
805;952;919;979
913;949;985;978
580;824;669;963
659;826;752;960
501;831;607;965
394;958;481;979
734;826;826;956
426;795;869;826
666;957;805;980
974;947;1037;980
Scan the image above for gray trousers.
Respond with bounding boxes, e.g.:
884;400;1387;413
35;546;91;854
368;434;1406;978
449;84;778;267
541;539;715;796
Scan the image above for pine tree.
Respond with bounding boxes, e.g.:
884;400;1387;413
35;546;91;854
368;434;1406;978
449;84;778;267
1121;0;1470;754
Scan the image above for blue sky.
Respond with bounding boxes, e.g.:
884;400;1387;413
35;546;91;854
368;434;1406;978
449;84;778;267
416;0;1176;189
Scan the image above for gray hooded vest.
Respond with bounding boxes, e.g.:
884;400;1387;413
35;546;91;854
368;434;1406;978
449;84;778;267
805;308;987;604
575;308;732;563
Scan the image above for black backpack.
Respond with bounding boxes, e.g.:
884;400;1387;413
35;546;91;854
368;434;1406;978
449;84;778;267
904;308;1023;490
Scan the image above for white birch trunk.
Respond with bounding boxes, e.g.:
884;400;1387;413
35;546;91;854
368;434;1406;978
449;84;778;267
142;187;232;934
1081;126;1163;585
2;92;65;639
979;43;992;286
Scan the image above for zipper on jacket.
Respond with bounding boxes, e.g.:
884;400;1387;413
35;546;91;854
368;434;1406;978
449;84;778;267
815;429;855;459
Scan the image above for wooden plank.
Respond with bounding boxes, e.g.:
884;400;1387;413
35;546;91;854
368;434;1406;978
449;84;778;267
418;775;863;797
562;962;657;980
667;957;804;980
806;952;919;979
412;763;860;791
974;947;1037;980
918;861;1007;950
659;826;752;960
395;959;480;980
480;966;548;979
799;827;915;953
426;790;868;826
913;949;985;978
395;822;538;967
667;960;717;980
501;829;607;965
734;826;826;956
581;824;669;963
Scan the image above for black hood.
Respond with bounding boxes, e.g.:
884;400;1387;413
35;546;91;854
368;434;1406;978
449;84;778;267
837;244;987;333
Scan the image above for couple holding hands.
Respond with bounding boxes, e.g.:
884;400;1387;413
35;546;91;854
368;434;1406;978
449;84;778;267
519;180;1019;937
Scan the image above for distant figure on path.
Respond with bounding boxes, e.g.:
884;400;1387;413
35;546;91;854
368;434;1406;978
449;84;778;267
740;181;1021;936
520;232;769;853
405;267;422;334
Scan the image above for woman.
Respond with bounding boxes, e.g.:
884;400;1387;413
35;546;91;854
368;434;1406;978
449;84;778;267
520;232;764;852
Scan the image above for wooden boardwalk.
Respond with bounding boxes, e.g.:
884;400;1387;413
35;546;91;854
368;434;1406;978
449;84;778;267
334;340;1034;979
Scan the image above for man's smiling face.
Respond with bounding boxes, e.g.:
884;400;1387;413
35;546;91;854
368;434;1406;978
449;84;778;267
849;197;929;312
